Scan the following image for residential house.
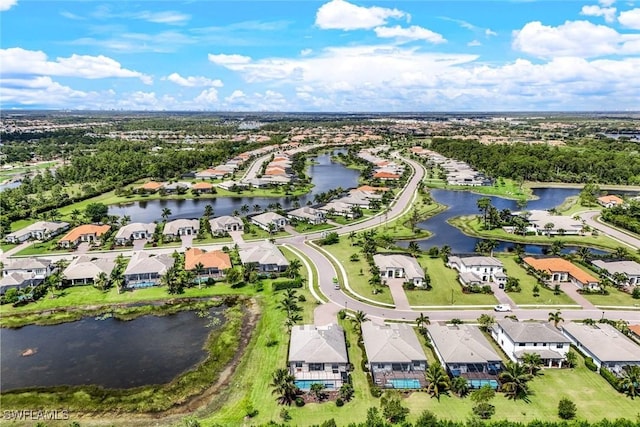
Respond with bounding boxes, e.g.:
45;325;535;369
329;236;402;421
288;324;349;390
592;259;640;286
361;322;428;389
630;324;640;341
139;181;164;193
114;222;156;245
287;207;326;225
209;216;244;236
62;256;117;285
523;257;600;290
123;251;175;288
163;219;200;240
0;258;53;294
4;221;70;244
163;182;192;193
191;182;215;194
562;322;640;374
195;168;228;180
250;212;288;232
218;180;249;191
373;254;426;287
318;201;354;218
238;241;289;273
427;323;502;389
447;255;507;287
520;210;583;235
373;171;401;181
491;319;570;367
598;195;624;208
184;247;231;279
58;224;111;248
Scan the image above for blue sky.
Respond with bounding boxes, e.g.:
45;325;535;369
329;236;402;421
1;0;639;111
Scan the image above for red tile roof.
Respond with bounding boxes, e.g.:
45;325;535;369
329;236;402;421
60;224;110;243
185;248;232;271
523;257;599;285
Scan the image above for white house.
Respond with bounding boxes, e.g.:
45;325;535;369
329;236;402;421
592;260;640;286
492;319;570;368
114;222;156;245
520;210;583;235
209;216;244;236
238;241;289;273
447;255;507;287
287;207;326;225
373;253;425;287
162;219;200;240
250;212;288;232
124;251;175;288
288;324;349;390
63;256;117;285
562;322;640;374
4;221;69;243
1;258;53;294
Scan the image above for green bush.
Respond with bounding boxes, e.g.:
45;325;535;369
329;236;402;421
558;397;577;420
600;367;621;391
295;397;305;407
272;279;303;291
584;357;598;372
335;398;344;407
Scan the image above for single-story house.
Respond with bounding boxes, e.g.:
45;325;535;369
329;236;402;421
250;212;288;232
318;201;355;218
4;221;70;244
62;256;117;285
562;322;640;374
58;224;111;248
124;251;175;288
518;210;583;235
287;207;326;225
238;241;289;273
139;181;164;193
492;319;571;368
447;255;507;287
288;323;349;390
373;171;401;180
427;323;502;389
163;182;192;193
373;253;426;287
163;219;200;240
592;260;640;286
191;182;215;194
523;256;600;290
361;322;427;389
209;216;244;236
184;247;231;279
218;180;249;191
598;195;624;208
195;168;228;180
114;222;156;245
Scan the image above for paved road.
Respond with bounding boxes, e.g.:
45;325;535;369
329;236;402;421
580;210;640;250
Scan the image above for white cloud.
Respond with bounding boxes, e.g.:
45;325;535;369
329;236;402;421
208;53;252;65
485;29;497;37
194;88;219;105
0;0;17;12
0;48;152;83
599;0;615;6
300;48;313;56
619;8;640;29
225;90;246;102
374;25;446;44
166;73;223;87
70;31;195;53
134;11;190;25
581;5;617;23
468;40;482;47
315;0;406;30
512;20;640;58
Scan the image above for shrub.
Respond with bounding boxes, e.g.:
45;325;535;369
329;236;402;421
600;366;621;391
272;279;303;291
584;357;598;372
295;397;305;407
338;309;347;320
279;408;291;421
632;287;640;299
335;398;344;407
558;398;577;420
298;294;306;302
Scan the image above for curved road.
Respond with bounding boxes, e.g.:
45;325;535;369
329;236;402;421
580;210;640;249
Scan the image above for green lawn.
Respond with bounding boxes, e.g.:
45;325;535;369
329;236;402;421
582;287;640;308
280;246;319;323
1;242;19;253
293;222;335;233
320;239;395;305
426;177;533;202
13;240;72;256
496;254;578;306
405;256;498;307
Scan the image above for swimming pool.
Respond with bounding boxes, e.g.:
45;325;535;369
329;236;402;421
294;380;334;390
468;379;499;389
128;281;156;289
387;379;421;389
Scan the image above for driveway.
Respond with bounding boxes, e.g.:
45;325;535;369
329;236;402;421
133;239;147;251
180;234;194;248
385;278;411;310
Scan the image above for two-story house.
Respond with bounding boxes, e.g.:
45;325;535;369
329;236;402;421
447;255;507;287
373;253;426;287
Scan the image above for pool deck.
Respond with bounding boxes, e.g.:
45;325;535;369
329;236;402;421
372;370;427;389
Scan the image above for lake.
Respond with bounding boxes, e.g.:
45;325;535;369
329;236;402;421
109;150;360;223
0;308;223;391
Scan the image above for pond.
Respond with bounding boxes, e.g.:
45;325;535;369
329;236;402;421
109;150;360;223
0;308;224;391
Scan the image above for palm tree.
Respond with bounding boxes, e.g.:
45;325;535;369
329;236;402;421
351;310;369;334
225;268;243;286
203;204;214;219
161;208;172;222
286;258;302;279
477;197;491;228
425;363;450;400
194;262;205;288
521;352;543;376
270;368;299;405
408;241;421;257
241;204;250;215
120;215;131;226
576;247;593;263
619;365;640;398
499;362;532;400
253;204;262;213
477;314;495;332
548;310;564;328
416;313;431;330
70;208;82;225
94;272;110;291
451;376;470;397
348;231;357;246
440;245;451;259
544;222;554;236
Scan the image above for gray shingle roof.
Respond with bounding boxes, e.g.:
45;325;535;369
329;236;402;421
427;323;502;364
361;322;427;364
115;222;156;240
373;254;424;280
496;319;570;344
124;252;175;275
592;260;640;276
238;241;289;267
288;324;348;364
562;322;640;363
63;256;116;281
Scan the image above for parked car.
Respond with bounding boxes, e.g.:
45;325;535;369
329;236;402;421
494;304;512;312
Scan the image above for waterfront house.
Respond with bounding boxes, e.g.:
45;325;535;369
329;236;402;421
0;257;53;294
492;319;570;367
62;256;117;285
288;323;349;390
58;224;111;248
114;222;156;245
287;207;326;225
597;195;624;208
123;251;175;288
522;256;600;290
4;221;70;244
519;210;583;235
447;255;507;287
162;182;192;194
184;247;231;279
427;323;502;389
250;212;288;232
238;241;289;273
209;216;244;236
373;171;401;181
373;253;425;287
592;259;640;286
139;181;164;193
195;168;228;180
361;322;427;389
191;182;215;194
562;322;640;374
162;219;200;240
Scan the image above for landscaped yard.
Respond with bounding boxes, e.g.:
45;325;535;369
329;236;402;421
292;222;335;234
496;254;579;306
581;287;640;308
405;256;498;307
14;240;72;256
